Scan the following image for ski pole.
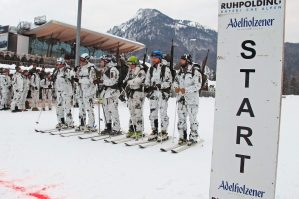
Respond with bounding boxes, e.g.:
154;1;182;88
172;100;178;143
97;100;101;134
35;108;43;124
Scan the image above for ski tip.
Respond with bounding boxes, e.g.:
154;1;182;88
171;150;178;153
160;148;167;152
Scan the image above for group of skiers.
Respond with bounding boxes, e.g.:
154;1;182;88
52;50;202;146
0;66;53;112
0;50;202;146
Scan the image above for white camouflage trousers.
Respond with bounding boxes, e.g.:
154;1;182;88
0;90;10;109
177;97;199;140
11;89;23;110
41;89;52;109
31;88;39;108
128;91;144;132
20;89;29;110
56;91;74;126
103;96;120;131
149;91;169;132
78;94;95;128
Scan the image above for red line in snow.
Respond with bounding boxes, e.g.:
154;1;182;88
0;179;56;199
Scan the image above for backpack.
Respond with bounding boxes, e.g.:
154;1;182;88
149;64;172;82
177;63;206;89
103;64;128;90
141;63;149;74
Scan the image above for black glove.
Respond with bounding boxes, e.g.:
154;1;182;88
16;89;19;92
93;79;103;85
125;86;130;94
144;86;152;93
74;66;79;72
35;87;38;90
48;85;52;89
156;84;161;89
119;94;126;102
72;77;79;83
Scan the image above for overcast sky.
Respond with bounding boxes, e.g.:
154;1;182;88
0;0;298;42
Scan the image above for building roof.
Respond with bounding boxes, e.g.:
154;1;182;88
23;20;145;53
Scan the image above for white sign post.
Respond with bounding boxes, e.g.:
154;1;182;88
209;1;285;199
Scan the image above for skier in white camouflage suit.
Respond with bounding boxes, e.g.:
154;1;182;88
145;50;173;141
74;53;97;132
0;68;11;110
11;66;24;112
40;73;53;111
53;57;74;129
123;56;146;139
30;67;41;111
19;70;30;111
173;54;202;146
99;55;122;135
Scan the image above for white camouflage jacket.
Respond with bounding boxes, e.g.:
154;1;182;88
22;76;30;93
54;66;73;95
78;62;97;98
101;62;120;99
172;64;202;105
40;78;53;89
30;73;40;90
125;66;146;90
12;72;24;92
0;74;11;92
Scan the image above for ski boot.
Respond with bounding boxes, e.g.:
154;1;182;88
75;125;85;132
42;108;46;111
67;124;75;129
49;108;52;111
178;138;187;145
11;106;22;113
110;130;122;136
126;130;135;138
187;138;198;146
131;131;143;140
101;123;112;135
32;107;39;111
158;131;169;142
188;131;198;146
56;123;67;129
84;126;97;133
148;129;158;141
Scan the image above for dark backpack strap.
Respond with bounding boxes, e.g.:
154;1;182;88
104;67;111;78
149;66;154;80
160;64;166;80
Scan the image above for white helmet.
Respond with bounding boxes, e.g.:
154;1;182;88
56;57;65;64
80;53;90;62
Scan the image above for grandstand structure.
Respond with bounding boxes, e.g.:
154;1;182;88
0;20;145;67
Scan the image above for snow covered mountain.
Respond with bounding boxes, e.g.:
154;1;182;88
108;8;217;70
108;8;299;89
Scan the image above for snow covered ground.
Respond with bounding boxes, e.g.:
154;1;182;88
0;96;298;199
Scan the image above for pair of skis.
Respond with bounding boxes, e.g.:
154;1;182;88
124;137;169;149
160;139;204;153
35;128;89;137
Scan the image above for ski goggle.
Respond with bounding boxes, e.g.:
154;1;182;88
150;53;162;59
